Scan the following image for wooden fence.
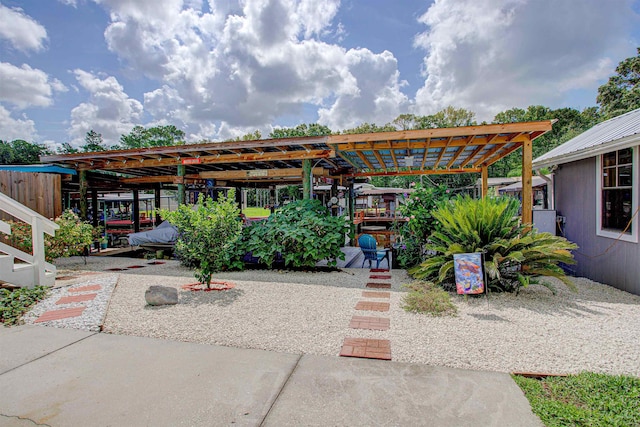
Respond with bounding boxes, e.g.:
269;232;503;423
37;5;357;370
0;171;62;220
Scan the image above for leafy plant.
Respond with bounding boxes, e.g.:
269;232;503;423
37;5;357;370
239;200;348;268
513;372;640;427
402;280;457;316
398;183;452;242
409;195;578;293
162;190;242;288
1;210;96;262
0;286;48;326
395;235;424;269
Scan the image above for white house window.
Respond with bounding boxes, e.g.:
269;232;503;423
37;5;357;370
597;146;638;242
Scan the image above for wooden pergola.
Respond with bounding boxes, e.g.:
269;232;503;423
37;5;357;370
42;120;553;226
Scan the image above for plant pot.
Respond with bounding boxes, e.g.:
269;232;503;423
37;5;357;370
100;242;108;250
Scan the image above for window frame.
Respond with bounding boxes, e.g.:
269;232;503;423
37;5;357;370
595;146;638;243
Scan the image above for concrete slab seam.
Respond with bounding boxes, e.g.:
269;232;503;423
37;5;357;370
259;353;303;427
0;331;98;377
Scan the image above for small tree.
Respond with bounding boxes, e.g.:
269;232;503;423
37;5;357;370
162;190;242;288
1;210;95;262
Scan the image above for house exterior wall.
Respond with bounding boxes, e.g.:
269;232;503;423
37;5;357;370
555;157;640;295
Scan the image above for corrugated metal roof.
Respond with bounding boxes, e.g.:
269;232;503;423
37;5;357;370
0;163;77;175
533;108;640;168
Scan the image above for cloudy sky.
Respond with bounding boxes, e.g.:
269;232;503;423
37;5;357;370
1;0;638;149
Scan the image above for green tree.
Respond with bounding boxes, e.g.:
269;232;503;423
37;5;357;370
0;139;49;164
597;47;640;119
120;125;185;148
416;106;477;129
57;142;79;154
81;130;108;152
340;122;396;134
269;123;332;138
162;191;242;288
490;106;603;177
392;114;418;130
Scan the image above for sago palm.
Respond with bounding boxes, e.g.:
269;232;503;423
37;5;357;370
409;195;577;293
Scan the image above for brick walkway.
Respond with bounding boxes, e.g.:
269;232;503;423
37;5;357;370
340;268;393;361
34;284;102;323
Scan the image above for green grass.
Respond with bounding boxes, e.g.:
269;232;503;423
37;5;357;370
513;372;640;427
242;207;271;218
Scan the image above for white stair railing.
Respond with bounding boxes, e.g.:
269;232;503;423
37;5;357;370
0;192;59;287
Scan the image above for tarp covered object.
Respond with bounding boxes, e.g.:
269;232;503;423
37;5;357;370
128;220;178;246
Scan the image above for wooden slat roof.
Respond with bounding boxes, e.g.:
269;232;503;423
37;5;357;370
41;121;554;185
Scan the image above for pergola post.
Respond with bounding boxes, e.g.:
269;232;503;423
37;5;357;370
91;189;99;227
154;184;162;224
348;180;355;245
132;190;140;232
521;135;533;225
481;164;488;198
302;159;312;200
79;169;88;220
177;165;186;205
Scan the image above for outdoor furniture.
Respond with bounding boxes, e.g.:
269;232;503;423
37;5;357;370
358;233;390;269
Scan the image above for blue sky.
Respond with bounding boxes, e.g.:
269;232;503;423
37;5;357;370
0;0;638;150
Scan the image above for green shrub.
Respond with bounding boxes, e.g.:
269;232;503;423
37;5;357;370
1;210;96;262
1;286;48;326
239;200;348;268
409;195;577;293
402;280;457;316
162;191;242;288
395;235;424;269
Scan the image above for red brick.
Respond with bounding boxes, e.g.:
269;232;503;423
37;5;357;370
370;274;391;280
35;307;86;322
370;268;389;273
349;315;390;331
56;293;97;305
126;265;146;269
355;301;390;312
365;282;391;289
340;338;391;360
68;285;102;293
362;291;390;299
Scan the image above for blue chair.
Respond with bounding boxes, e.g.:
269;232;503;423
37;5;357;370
358;234;390;269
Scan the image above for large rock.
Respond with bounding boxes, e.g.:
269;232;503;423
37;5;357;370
145;286;178;306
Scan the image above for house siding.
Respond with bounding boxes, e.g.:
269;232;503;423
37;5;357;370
555;157;640;295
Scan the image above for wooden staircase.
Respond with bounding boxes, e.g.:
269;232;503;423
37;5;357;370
0;192;58;288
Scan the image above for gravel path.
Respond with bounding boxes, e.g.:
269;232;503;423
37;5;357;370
36;256;640;377
23;274;118;332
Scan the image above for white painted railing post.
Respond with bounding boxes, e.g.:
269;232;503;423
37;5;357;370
31;216;46;286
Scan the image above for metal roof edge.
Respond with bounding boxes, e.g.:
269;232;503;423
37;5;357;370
533;133;640;169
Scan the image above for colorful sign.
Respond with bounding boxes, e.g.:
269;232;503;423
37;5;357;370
453;253;485;295
181;157;201;165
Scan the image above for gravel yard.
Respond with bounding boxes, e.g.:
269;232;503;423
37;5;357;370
46;256;640;377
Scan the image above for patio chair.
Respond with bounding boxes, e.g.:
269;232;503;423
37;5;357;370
358;234;390;269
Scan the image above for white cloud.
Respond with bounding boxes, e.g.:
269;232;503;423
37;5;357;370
0;62;67;109
0;4;48;52
94;0;405;137
68;70;143;146
0;105;38;141
318;49;409;130
413;0;638;121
